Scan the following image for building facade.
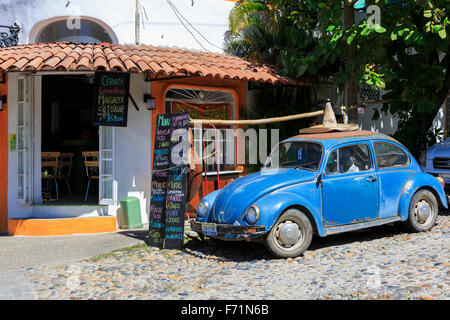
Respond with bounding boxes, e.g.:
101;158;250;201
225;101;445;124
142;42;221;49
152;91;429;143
0;41;304;235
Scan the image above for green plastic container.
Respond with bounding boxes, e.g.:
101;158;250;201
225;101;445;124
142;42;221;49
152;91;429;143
118;196;143;229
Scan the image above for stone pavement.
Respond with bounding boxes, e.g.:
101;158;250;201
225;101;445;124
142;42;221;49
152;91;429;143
0;227;148;272
0;226;148;300
0;271;35;300
23;213;450;300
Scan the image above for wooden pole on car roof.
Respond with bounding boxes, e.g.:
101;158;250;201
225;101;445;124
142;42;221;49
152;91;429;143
189;110;324;126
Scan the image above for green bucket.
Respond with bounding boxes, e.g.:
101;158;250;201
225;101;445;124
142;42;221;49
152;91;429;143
118;196;143;229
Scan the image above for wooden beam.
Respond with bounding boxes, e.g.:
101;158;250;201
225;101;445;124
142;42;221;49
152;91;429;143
189;110;324;126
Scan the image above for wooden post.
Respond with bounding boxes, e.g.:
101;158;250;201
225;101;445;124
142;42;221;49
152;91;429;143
135;0;141;45
189;110;324;126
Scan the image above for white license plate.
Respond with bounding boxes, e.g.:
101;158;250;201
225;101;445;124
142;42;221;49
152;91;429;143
201;223;217;236
440;174;450;183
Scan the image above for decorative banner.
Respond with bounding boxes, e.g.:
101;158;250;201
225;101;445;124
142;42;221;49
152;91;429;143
163;112;190;249
148;113;172;248
148;112;190;249
93;72;130;127
172;101;230;120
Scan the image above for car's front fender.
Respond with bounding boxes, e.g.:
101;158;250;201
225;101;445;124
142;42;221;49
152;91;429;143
398;172;448;220
253;188;326;236
197;189;221;222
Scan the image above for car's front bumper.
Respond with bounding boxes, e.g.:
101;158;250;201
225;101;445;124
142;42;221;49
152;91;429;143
190;220;266;240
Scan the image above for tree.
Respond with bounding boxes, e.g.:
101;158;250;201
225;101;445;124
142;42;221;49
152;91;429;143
225;0;450;157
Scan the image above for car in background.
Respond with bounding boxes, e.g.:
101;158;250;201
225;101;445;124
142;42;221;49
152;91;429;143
191;130;447;258
420;138;450;192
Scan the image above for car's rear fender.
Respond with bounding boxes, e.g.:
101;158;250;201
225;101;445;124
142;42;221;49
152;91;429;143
253;189;326;237
398;172;448;220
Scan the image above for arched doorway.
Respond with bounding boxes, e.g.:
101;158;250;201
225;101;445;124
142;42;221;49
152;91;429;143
29;16;118;44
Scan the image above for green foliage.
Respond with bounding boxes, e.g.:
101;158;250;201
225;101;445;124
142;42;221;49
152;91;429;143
225;0;450;155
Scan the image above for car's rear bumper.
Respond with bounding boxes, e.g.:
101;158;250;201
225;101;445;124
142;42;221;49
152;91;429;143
190;220;266;240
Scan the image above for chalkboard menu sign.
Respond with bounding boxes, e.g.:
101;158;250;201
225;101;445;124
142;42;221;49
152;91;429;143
148;113;172;248
93;72;130;127
148;112;190;249
164;112;190;249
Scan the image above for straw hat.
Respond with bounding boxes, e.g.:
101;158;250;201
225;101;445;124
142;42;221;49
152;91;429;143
299;100;359;134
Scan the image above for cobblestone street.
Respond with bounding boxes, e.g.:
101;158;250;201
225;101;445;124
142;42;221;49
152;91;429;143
23;212;449;300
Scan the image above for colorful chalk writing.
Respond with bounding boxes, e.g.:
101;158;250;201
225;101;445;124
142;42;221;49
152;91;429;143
148;112;190;250
93;72;130;127
163;112;190;250
147;113;172;248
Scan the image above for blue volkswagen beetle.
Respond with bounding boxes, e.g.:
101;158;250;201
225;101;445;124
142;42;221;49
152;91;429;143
190;130;448;258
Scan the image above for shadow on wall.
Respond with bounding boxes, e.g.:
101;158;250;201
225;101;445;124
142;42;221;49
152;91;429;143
357;104;399;135
357;103;445;140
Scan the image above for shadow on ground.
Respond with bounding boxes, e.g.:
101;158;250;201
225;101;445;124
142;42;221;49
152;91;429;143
117;229;149;242
181;208;448;263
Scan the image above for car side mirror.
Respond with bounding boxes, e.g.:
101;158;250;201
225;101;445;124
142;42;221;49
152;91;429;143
316;172;323;187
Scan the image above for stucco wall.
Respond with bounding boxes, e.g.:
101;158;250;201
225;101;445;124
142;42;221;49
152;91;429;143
0;72;8;232
0;0;232;52
114;73;152;224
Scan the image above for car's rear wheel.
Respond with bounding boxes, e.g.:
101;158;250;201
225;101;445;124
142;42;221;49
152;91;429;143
265;208;313;258
405;189;438;232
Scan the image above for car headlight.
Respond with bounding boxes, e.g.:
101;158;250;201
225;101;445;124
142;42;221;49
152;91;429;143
419;150;427;166
245;205;260;225
197;200;209;217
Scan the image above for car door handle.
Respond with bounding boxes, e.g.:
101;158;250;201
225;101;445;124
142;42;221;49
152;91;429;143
366;176;377;182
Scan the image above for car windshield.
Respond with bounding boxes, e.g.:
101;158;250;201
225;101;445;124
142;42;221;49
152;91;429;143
265;142;323;171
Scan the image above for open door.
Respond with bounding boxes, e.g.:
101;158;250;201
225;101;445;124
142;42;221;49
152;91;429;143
17;76;33;203
99;126;116;205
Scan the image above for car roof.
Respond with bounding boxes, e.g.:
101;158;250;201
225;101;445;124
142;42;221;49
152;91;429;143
283;130;401;149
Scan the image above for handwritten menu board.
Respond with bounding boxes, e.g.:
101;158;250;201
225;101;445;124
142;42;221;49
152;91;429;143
148;112;190;249
93;72;130;127
163;112;190;249
148;113;172;248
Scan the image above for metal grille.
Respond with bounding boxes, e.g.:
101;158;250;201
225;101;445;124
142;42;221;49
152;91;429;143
359;83;381;103
433;157;450;170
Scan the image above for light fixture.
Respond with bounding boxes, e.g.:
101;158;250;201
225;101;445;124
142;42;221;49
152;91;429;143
144;94;155;110
0;95;6;111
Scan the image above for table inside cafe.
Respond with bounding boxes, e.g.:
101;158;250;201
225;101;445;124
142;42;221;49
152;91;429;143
50;138;97;200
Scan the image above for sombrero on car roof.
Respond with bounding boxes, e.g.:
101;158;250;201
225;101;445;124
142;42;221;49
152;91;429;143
299;100;359;134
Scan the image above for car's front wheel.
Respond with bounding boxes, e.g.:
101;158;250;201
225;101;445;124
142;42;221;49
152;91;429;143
405;189;439;232
265;208;313;258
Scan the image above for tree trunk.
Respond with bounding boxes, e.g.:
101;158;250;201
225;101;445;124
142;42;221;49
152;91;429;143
344;0;358;123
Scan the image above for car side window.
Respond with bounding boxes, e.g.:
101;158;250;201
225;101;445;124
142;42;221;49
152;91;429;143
325;150;338;174
326;144;372;175
373;142;408;169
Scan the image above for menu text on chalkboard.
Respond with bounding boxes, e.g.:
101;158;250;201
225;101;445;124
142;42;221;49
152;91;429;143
163;112;190;249
93;72;130;127
148;113;172;248
148;112;190;249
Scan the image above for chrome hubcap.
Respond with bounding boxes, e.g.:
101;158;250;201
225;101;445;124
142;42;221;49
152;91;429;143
275;221;303;248
415;200;433;225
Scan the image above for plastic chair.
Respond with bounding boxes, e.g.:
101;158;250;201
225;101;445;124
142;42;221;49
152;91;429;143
41;152;60;201
59;153;74;199
82;151;99;202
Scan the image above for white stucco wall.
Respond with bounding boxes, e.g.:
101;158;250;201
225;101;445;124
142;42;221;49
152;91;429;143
0;0;233;52
114;73;152;224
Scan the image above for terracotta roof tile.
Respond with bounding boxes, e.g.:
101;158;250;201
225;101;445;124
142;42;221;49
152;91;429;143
0;42;308;86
